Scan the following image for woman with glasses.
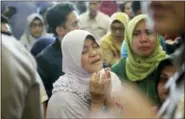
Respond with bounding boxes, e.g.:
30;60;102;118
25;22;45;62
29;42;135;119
20;13;47;50
100;12;129;67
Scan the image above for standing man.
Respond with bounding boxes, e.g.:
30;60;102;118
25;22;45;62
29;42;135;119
36;2;79;100
79;1;110;39
2;31;47;119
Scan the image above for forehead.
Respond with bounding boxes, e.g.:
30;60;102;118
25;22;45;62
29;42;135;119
31;19;42;23
84;38;97;46
111;20;123;26
125;2;132;7
134;20;146;31
162;65;176;73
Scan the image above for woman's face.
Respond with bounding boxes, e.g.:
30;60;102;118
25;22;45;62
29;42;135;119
81;37;103;73
158;65;176;102
30;18;44;38
124;2;133;18
131;20;157;57
111;20;125;42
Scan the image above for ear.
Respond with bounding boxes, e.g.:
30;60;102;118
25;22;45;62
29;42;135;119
56;26;65;36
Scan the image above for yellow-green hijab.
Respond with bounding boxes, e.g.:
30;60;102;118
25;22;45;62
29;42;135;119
102;12;130;56
109;12;130;27
125;14;168;81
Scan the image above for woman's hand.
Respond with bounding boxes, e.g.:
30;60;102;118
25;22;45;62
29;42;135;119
89;68;112;115
104;68;113;106
90;68;111;104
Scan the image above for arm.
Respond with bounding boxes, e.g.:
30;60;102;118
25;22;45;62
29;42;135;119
2;39;41;119
35;71;48;118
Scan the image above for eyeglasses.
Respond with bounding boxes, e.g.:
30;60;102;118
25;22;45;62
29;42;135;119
30;23;43;28
111;26;125;32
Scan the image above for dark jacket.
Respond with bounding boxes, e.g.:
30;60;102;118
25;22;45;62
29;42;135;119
31;36;55;57
36;38;64;99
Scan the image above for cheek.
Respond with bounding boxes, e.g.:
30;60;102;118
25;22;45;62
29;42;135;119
31;28;37;35
148;37;157;51
157;81;167;99
131;38;140;53
157;83;164;96
98;48;103;60
81;55;89;68
39;27;44;32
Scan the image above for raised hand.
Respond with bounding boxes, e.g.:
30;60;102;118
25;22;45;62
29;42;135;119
90;69;111;104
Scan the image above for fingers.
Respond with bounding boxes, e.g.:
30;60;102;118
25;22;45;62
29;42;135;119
105;68;111;79
90;69;112;97
90;72;100;84
90;72;96;82
99;73;105;86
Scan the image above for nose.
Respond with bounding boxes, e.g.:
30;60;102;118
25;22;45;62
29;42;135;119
115;29;120;34
140;32;148;43
90;49;97;57
35;26;41;30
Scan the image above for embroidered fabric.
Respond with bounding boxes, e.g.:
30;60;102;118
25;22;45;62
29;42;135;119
52;73;91;103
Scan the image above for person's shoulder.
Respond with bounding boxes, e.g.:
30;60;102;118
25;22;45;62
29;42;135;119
79;11;88;20
2;34;36;68
36;42;54;58
99;11;110;18
100;33;109;43
48;91;88;118
111;58;126;80
49;91;88;109
53;91;82;102
98;11;110;20
36;36;55;43
111;58;126;71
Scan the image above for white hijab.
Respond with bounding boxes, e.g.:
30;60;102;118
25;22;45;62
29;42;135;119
53;30;122;103
20;13;47;50
52;30;96;103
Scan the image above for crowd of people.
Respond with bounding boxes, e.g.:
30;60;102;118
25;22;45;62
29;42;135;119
1;1;184;118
